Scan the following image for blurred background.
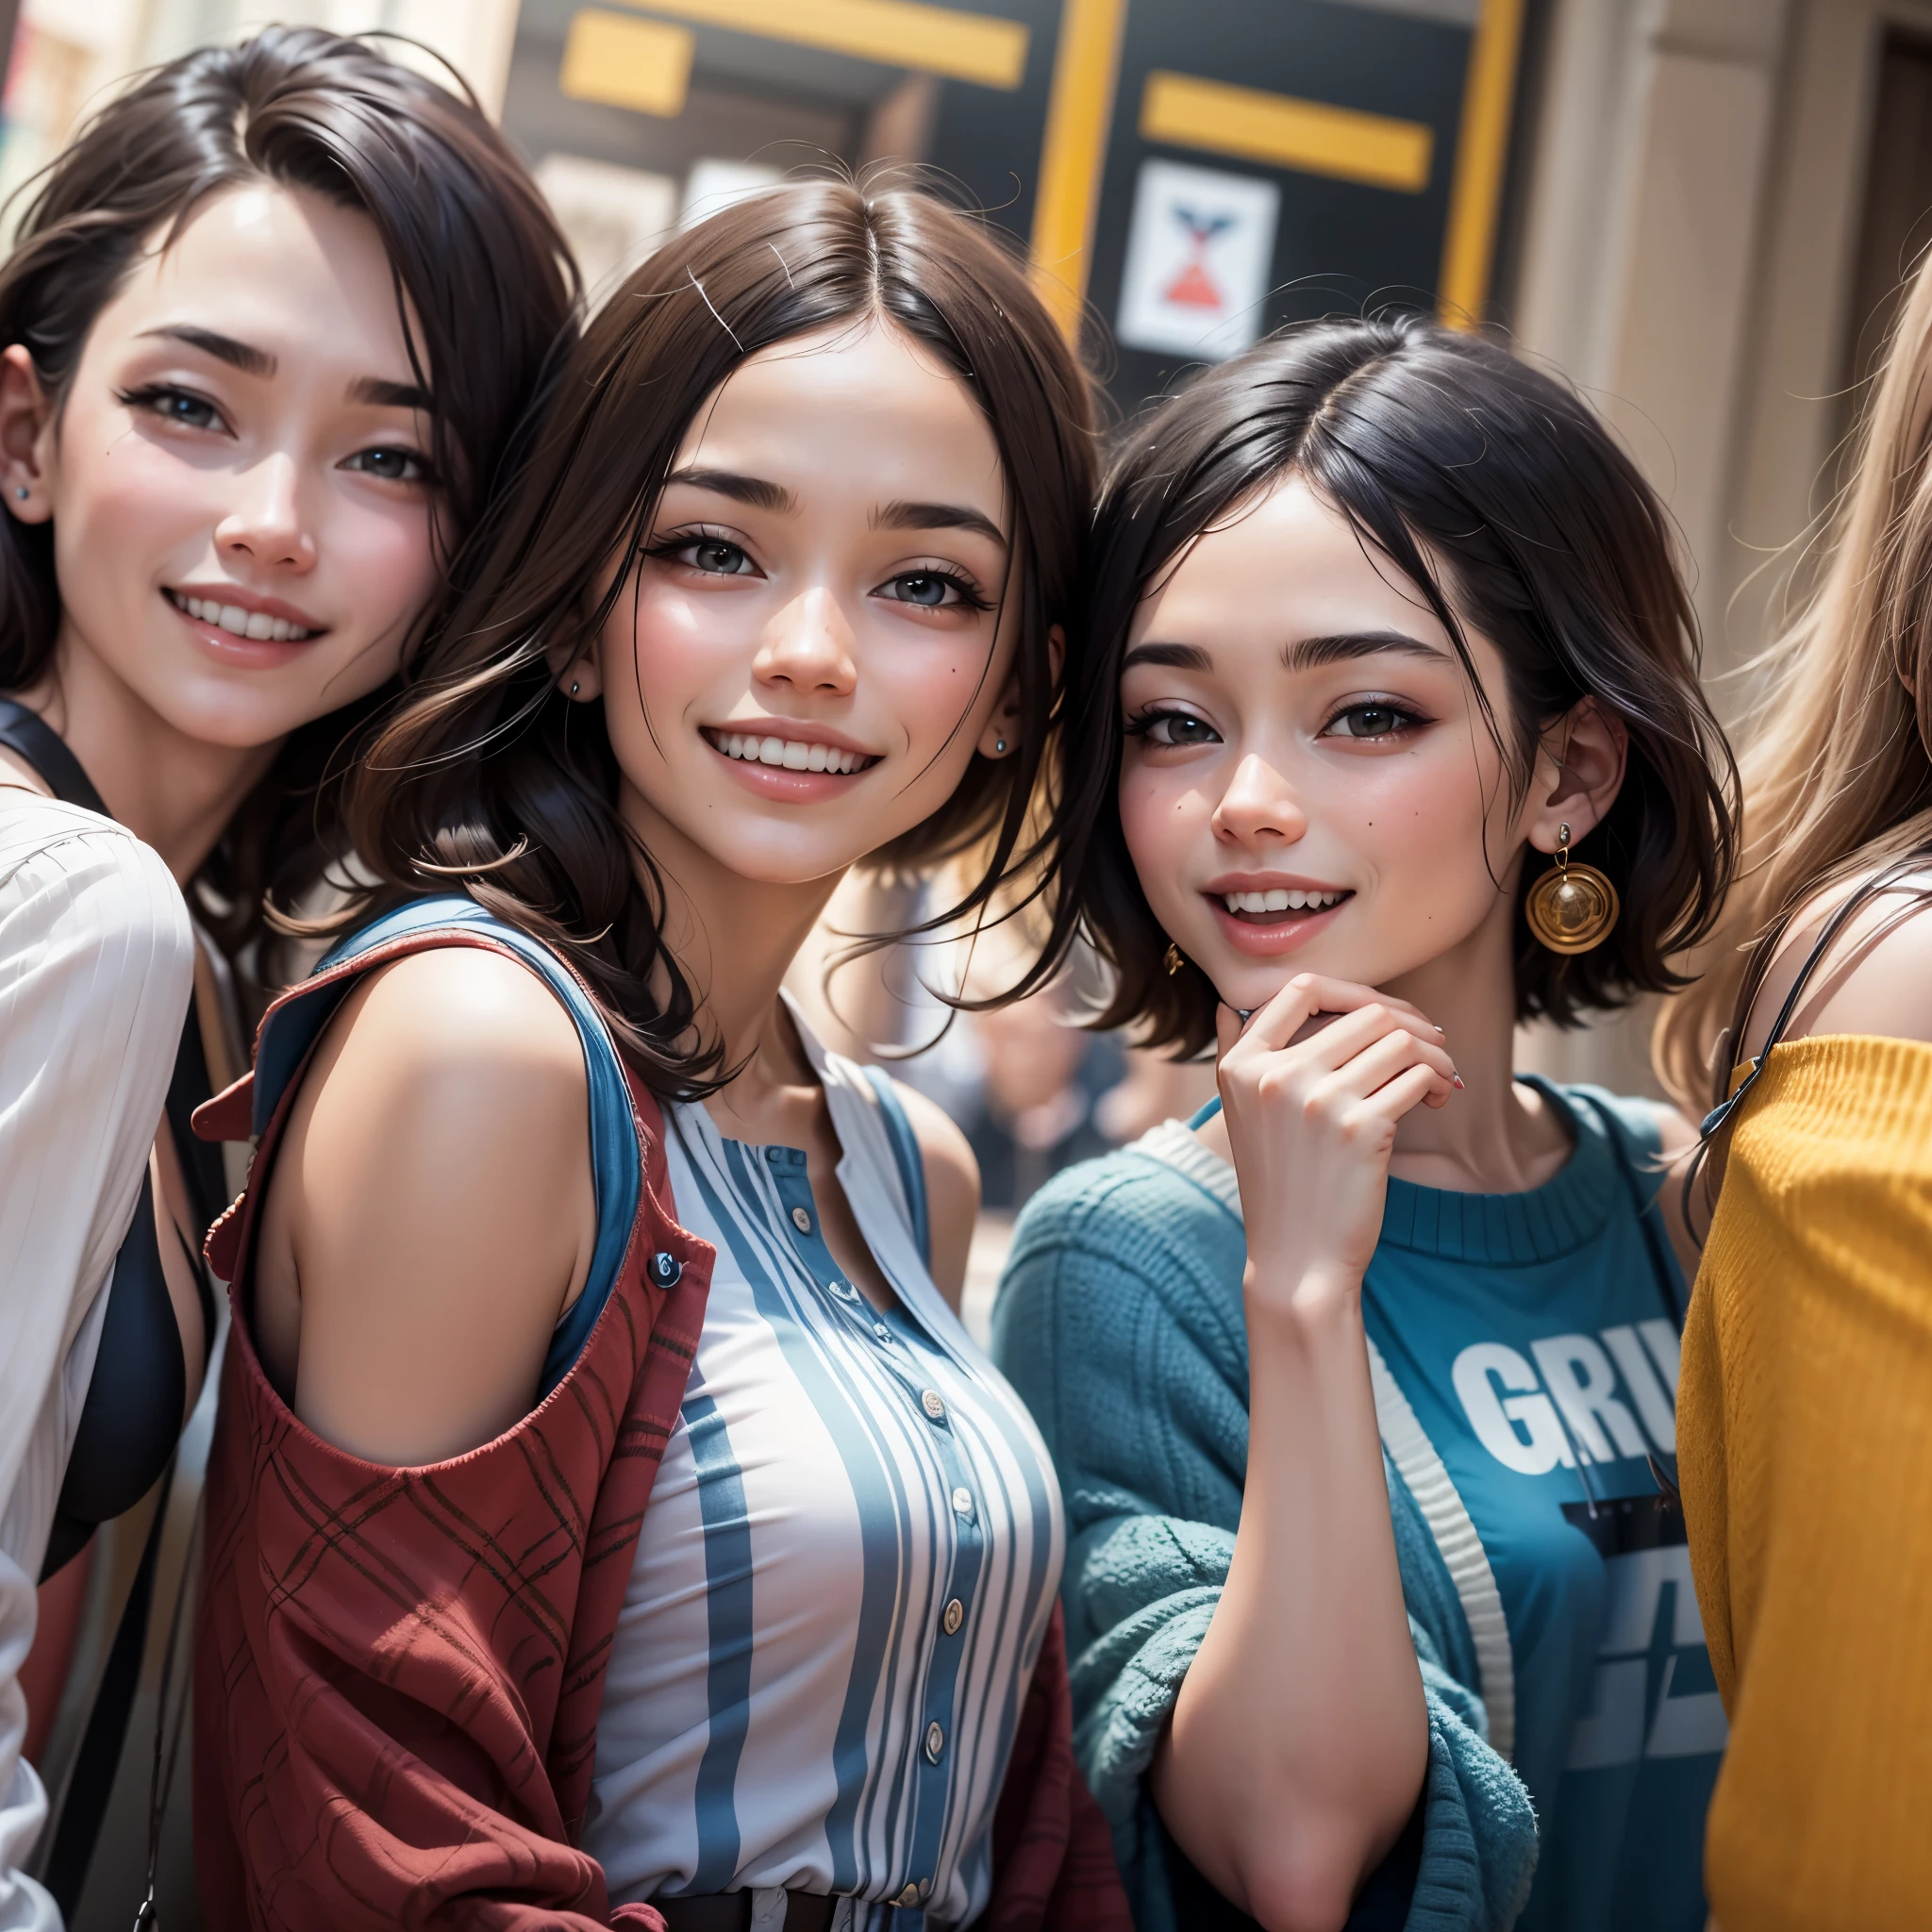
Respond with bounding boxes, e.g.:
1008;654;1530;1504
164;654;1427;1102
6;1;1928;1923
3;0;1924;1339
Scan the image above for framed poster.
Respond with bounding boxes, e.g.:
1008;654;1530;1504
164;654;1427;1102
1115;158;1282;360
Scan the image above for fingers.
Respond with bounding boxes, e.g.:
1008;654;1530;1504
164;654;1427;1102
1314;1023;1458;1109
1236;974;1435;1054
1357;1059;1448;1127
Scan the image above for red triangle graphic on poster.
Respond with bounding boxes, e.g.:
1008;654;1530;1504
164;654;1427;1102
1162;258;1223;308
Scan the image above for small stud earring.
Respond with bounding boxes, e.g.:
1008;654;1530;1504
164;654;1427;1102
1163;941;1185;976
994;737;1007;755
570;679;580;697
12;487;25;502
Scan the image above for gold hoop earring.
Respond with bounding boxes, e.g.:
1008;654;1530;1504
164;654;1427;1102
1163;941;1185;976
1524;822;1619;954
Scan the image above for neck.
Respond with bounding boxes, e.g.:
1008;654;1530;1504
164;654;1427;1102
1380;881;1567;1193
620;780;845;1113
17;625;282;884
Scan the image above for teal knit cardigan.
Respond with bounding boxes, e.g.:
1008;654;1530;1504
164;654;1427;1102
991;1137;1539;1932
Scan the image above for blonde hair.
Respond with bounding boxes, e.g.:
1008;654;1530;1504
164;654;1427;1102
1657;248;1932;1108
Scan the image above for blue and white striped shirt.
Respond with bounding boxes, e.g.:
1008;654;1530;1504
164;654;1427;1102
585;1011;1063;1926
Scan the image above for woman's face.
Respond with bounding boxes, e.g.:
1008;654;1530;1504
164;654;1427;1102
1118;473;1554;1014
582;320;1020;887
3;182;443;747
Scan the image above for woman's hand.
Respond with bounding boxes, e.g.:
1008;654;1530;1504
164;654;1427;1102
1216;974;1457;1308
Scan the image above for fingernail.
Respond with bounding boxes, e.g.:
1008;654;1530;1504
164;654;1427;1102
1435;1024;1446;1035
1452;1073;1465;1090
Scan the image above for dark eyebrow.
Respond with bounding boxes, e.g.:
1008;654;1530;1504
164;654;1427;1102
349;375;433;412
1123;641;1213;673
1282;629;1450;674
138;325;275;376
874;499;1008;548
664;468;795;513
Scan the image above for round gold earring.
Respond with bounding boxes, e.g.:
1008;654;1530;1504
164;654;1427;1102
1524;822;1619;954
1163;941;1185;976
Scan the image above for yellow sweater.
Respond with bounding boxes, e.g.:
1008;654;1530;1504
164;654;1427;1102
1680;1035;1932;1930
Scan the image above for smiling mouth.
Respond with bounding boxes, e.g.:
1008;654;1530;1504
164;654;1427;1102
1218;888;1351;922
704;728;878;775
165;589;321;643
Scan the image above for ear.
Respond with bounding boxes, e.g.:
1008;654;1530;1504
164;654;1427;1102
976;624;1062;758
1524;697;1627;853
550;645;603;704
0;346;56;525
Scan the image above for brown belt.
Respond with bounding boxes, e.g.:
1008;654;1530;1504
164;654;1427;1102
653;1895;841;1932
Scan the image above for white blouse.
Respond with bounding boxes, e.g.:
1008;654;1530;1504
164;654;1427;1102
0;791;192;1932
586;1017;1064;1928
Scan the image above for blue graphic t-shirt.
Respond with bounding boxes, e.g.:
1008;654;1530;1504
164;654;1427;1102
1359;1079;1724;1932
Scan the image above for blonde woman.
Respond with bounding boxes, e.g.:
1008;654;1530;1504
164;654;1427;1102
1657;247;1932;1930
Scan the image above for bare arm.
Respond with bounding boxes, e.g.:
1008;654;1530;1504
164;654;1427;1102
256;947;599;1468
891;1077;981;1313
1150;976;1453;1932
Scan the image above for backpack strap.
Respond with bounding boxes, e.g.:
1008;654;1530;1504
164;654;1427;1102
860;1064;931;1269
197;896;642;1395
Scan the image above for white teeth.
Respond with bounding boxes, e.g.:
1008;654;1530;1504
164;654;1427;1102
171;591;315;641
1224;889;1342;915
712;730;865;774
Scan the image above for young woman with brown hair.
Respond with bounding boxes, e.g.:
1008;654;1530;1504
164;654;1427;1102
192;178;1124;1931
1655;245;1932;1932
992;316;1738;1932
0;28;574;1919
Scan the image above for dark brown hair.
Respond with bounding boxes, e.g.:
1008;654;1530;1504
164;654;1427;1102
0;26;577;993
341;177;1096;1095
1042;314;1738;1058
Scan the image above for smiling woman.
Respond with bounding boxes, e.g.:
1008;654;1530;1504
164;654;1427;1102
993;316;1740;1932
192;177;1127;1932
0;26;575;1924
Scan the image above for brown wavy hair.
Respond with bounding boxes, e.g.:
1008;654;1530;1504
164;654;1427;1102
1037;315;1738;1058
340;178;1097;1094
0;26;577;997
1656;244;1932;1108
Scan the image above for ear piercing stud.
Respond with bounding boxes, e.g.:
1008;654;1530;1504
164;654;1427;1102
994;738;1007;755
570;680;580;696
12;487;25;501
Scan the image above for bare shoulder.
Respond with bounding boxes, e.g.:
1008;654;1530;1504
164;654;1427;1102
887;1077;980;1312
259;941;598;1465
1747;875;1932;1057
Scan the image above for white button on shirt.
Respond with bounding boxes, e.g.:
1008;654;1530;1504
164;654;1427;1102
586;1014;1064;1925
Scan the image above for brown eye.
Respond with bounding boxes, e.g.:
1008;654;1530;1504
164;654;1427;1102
687;540;753;575
1325;703;1415;740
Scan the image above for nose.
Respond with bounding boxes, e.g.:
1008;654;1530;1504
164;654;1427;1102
213;452;315;574
752;586;858;698
1210;752;1309;848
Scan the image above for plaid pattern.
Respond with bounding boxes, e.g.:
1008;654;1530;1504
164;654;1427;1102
192;925;1127;1931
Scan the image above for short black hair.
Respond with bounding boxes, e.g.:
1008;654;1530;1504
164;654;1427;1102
1041;313;1738;1056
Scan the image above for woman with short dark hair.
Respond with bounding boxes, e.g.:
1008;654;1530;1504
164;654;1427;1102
992;314;1737;1932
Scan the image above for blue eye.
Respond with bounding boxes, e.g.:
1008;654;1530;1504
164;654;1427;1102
122;385;224;432
886;573;957;608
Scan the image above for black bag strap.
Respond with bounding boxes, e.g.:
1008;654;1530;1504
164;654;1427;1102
0;698;108;815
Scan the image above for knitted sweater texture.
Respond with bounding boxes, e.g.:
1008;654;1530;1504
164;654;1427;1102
991;1145;1537;1932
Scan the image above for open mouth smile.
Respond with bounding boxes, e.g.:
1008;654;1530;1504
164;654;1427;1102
164;587;323;643
1205;884;1354;957
1219;887;1350;921
702;727;879;775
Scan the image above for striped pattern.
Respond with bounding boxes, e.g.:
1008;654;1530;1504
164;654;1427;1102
588;1022;1062;1923
0;794;192;1931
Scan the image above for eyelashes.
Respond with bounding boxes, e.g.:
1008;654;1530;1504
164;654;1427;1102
645;526;993;610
